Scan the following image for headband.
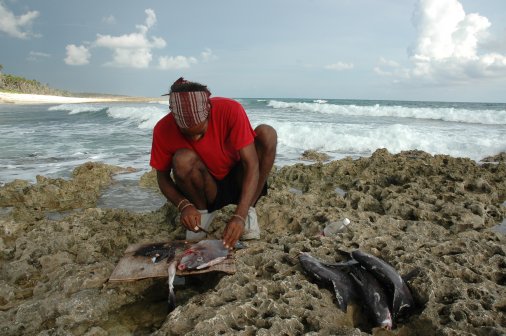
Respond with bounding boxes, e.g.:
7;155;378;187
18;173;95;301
169;91;210;128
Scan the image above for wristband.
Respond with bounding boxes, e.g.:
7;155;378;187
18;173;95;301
180;202;194;212
176;199;189;211
231;214;246;224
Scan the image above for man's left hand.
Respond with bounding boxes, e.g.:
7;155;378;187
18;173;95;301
222;216;244;249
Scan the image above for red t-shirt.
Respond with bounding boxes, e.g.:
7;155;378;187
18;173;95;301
150;97;256;180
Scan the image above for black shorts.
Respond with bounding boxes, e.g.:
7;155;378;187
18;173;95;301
208;164;268;212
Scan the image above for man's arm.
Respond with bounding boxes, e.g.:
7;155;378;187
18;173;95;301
156;169;201;232
222;142;259;248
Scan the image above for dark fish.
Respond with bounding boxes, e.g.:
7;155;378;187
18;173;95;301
347;265;393;329
299;252;358;312
134;241;186;263
350;250;414;319
178;239;229;271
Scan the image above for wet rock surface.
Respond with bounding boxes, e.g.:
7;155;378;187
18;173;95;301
1;150;505;335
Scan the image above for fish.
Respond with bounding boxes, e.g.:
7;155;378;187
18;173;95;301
350;250;414;320
134;241;186;263
133;241;186;312
347;265;393;329
299;252;358;312
177;239;229;271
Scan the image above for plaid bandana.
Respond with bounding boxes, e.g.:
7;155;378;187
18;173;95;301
169;91;210;128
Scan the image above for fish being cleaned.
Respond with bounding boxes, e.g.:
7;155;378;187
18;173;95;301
134;241;186;263
178;239;229;271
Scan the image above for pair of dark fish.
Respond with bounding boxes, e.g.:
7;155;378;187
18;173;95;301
135;239;231;312
299;250;415;330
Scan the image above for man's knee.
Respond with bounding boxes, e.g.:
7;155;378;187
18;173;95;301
172;149;200;178
254;124;277;150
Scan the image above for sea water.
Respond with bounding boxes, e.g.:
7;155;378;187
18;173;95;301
1;98;505;210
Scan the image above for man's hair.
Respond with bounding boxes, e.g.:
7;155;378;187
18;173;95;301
170;77;211;95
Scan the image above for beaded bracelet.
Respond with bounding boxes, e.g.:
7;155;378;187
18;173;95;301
231;214;246;224
180;202;194;212
176;199;189;211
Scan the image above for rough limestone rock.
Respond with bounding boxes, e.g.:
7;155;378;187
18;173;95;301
1;151;505;335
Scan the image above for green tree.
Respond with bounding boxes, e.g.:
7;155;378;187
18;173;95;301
0;64;4;88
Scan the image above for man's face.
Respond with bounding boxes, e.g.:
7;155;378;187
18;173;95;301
179;120;208;141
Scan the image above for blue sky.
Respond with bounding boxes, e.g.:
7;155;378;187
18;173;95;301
1;0;506;102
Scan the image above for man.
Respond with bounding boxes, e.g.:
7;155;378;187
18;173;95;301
150;77;277;249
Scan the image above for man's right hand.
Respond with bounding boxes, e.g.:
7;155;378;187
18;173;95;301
180;205;201;232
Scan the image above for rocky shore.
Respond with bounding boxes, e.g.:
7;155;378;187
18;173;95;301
0;149;505;335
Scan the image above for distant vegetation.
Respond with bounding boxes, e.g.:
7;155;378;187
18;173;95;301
0;64;71;96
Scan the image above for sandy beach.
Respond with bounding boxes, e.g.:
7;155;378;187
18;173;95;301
0;92;161;105
0;149;505;335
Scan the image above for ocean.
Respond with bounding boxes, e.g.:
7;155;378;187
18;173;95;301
1;98;505;212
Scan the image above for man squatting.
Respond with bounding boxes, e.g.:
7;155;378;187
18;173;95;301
150;78;277;249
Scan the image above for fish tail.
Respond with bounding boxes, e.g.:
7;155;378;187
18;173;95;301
168;288;176;312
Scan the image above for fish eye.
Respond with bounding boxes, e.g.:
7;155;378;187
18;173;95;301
197;257;203;262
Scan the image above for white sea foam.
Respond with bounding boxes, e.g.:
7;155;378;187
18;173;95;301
267;100;506;125
268;119;505;163
1;99;505;185
106;105;166;129
48;104;106;114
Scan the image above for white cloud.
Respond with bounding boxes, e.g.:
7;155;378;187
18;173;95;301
108;48;152;68
64;44;91;65
102;15;116;25
158;56;198;70
201;48;217;62
67;8;203;70
324;61;354;71
0;2;39;39
373;57;409;79
376;0;506;84
93;8;165;68
95;32;165;49
27;51;51;61
144;9;156;30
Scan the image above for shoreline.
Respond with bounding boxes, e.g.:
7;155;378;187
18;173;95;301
0;91;162;105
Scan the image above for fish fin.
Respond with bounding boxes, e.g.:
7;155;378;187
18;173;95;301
325;259;359;269
196;256;227;270
331;280;347;312
402;267;421;282
336;249;352;258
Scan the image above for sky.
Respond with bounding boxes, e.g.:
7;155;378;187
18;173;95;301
1;0;506;102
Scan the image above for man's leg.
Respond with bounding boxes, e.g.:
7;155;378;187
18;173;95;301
240;124;277;240
172;148;217;209
172;149;218;239
253;124;277;205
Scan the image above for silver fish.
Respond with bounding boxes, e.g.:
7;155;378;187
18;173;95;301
177;239;229;271
350;250;414;320
299;252;358;312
